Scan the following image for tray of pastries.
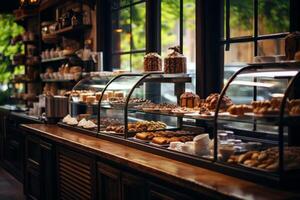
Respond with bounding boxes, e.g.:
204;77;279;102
227;146;300;172
109;97;150;108
102;120;167;135
223;98;300;120
62;114;98;130
133;130;197;147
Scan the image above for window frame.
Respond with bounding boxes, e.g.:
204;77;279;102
222;0;290;57
99;0;299;97
110;0;147;71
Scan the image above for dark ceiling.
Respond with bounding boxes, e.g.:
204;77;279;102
0;0;19;13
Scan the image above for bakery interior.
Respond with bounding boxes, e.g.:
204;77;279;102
0;0;300;199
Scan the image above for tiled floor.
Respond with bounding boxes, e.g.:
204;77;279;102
0;166;24;200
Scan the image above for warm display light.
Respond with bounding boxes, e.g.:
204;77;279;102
19;0;40;7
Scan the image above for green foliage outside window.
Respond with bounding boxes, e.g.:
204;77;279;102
228;0;289;35
0;14;24;104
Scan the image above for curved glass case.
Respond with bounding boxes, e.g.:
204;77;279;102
214;61;300;185
60;63;300;186
98;73;195;138
65;75;113;131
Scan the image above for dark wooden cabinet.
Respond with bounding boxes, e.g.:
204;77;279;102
148;183;195;200
0;112;43;181
57;147;96;200
24;135;55;200
97;162;146;200
2;117;24;181
97;162;121;200
121;172;146;200
26;160;41;200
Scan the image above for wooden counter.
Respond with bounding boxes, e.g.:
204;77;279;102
21;124;300;200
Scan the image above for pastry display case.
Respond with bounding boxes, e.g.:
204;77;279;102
61;74;113;133
214;61;300;186
97;73;199;139
60;64;300;187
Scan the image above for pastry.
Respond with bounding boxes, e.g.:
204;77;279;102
198;106;211;115
77;118;87;127
106;91;114;99
204;93;233;111
289;99;300;116
135;132;156;140
285;32;300;60
62;114;72;123
66;117;78;125
164;46;187;74
114;91;124;98
144;52;162;72
86;96;96;104
252;98;286;115
295;51;300;61
95;92;102;101
79;93;89;102
171;107;194;114
227;104;253;116
152;137;169;145
83;120;97;129
290;105;300;116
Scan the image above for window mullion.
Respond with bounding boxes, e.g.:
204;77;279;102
254;0;258;56
130;0;133;71
180;0;184;53
225;0;230;51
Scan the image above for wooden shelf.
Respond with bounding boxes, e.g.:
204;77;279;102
14;8;39;22
10;80;38;84
39;0;96;12
41;79;77;83
23;40;38;45
55;25;92;35
41;57;68;63
41;25;91;41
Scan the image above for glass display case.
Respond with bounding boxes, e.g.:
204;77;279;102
214;61;300;186
59;63;300;187
97;73;200;138
61;74;114;134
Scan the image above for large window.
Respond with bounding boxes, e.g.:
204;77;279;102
110;0;146;72
223;0;290;80
109;0;196;76
161;0;196;75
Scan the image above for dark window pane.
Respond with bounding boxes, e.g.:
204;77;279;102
161;0;180;58
230;0;253;37
112;8;131;53
258;0;289;35
131;3;146;50
224;42;253;80
112;54;131;71
183;0;196;74
258;38;285;56
131;53;145;72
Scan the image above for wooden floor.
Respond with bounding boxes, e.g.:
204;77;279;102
0;166;24;200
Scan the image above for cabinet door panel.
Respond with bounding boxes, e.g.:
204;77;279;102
97;162;121;200
57;148;95;200
26;166;41;200
26;135;41;163
121;172;145;200
41;142;54;200
148;183;194;200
